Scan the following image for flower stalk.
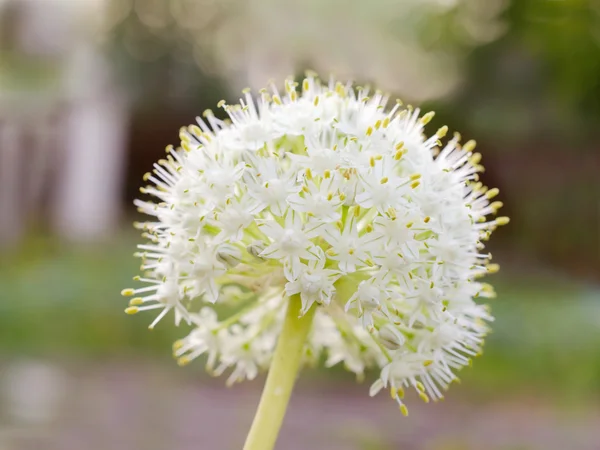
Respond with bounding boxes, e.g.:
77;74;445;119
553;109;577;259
243;294;316;450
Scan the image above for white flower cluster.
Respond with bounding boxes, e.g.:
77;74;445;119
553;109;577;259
122;74;508;415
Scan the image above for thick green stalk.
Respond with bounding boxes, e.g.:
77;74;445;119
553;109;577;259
242;294;316;450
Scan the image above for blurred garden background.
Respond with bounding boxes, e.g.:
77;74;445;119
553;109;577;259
0;0;599;449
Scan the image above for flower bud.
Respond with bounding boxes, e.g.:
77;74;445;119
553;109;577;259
378;325;406;350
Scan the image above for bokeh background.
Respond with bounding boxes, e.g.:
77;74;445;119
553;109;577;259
0;0;599;449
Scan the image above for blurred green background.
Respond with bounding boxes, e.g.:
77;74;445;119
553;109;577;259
0;0;599;449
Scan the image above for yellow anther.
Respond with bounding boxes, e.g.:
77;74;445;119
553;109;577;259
423;216;430;223
302;185;309;193
177;356;191;367
470;152;482;165
305;168;313;180
463;139;477;152
490;201;503;211
410;181;420;189
487;263;500;273
326;248;336;257
405;221;413;228
374;155;383;161
397;387;405;399
486;188;499;199
387;207;397;219
369;156;376;167
366;126;373;136
436;125;448;138
380;177;388;184
189;125;202;137
339;193;346;201
172;340;184;351
129;298;144;306
121;289;135;297
423;360;433;367
202;109;213;118
365;224;373;233
420;111;435;124
400;404;409;417
348;248;355;255
419;392;430;403
382;117;390;128
495;216;510;226
124;306;139;315
313;96;320;106
416;381;425;392
390;387;398;399
353;206;361;217
395;141;405;151
242;87;251;94
375;120;382;130
394;150;403;161
181;142;191;152
326;192;333;201
324;170;331;179
142;172;151;182
290;90;297;101
480;282;496;295
217;100;226;108
303;79;310;91
410;173;421;181
272;95;282;105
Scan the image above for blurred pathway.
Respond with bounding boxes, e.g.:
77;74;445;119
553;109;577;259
1;362;598;450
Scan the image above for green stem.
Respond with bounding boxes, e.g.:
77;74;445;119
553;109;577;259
242;294;316;450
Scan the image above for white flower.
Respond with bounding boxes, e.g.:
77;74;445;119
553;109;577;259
345;278;392;328
243;154;299;216
287;177;344;222
258;211;323;276
322;214;371;273
284;250;341;314
122;74;508;415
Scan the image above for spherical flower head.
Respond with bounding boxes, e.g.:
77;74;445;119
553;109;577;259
122;74;508;414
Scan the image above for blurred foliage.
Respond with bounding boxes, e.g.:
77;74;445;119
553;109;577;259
1;234;599;406
104;0;507;102
446;0;600;140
